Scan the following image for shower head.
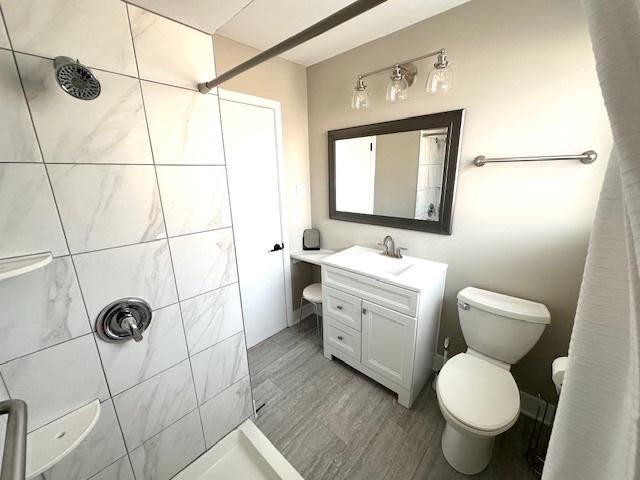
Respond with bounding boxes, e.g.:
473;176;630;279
53;56;101;100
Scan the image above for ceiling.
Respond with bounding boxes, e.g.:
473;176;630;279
126;0;254;33
127;0;469;66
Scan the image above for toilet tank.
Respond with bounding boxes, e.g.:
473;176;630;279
457;287;550;365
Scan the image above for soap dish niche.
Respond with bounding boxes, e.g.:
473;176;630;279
0;252;53;282
26;400;101;479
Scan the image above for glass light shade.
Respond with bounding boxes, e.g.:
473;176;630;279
385;76;409;102
426;65;453;94
351;88;370;110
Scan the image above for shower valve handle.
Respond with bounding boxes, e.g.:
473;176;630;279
121;311;144;342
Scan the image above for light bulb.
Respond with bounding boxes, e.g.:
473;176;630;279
385;66;409;102
426;52;453;94
351;77;370;110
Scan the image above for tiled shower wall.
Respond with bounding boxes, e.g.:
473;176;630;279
0;1;253;479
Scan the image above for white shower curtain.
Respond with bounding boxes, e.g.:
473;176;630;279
543;1;640;479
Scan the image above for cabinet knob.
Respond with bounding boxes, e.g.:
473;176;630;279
362;308;367;314
337;335;344;341
336;305;343;310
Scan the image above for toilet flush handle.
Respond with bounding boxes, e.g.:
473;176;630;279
457;301;470;311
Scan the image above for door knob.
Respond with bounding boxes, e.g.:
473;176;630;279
268;243;284;253
362;308;367;314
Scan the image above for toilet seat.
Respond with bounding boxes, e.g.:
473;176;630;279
437;353;520;435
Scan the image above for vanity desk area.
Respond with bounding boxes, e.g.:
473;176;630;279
290;249;336;266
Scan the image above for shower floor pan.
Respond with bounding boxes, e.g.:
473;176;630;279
174;419;303;480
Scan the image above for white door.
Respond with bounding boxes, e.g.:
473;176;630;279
361;301;416;387
334;136;376;213
220;97;288;348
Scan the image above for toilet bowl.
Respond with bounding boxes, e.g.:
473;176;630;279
436;287;550;474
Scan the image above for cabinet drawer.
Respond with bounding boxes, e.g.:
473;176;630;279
323;285;362;331
325;320;361;362
323;266;418;317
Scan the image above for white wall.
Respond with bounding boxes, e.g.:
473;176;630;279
0;1;251;477
307;0;612;399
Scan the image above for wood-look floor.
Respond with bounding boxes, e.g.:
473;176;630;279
248;317;539;480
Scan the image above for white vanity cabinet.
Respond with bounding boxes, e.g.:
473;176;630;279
321;246;447;408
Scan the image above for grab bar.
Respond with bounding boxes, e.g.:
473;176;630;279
473;150;597;167
0;400;27;480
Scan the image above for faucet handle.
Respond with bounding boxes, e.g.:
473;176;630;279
396;247;407;258
122;312;144;342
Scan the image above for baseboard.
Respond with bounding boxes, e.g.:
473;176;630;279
432;353;556;425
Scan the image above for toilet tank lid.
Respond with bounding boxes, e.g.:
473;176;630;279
458;287;551;324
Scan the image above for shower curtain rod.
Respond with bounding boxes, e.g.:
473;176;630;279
198;0;389;93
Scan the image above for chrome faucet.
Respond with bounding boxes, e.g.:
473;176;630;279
379;235;407;258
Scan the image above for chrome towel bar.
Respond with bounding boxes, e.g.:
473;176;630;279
0;399;27;480
473;150;597;167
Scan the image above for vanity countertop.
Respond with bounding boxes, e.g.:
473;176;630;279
321;245;447;293
290;249;336;266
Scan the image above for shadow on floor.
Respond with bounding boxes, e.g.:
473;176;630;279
247;318;539;480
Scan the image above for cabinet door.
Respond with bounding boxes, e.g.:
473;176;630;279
361;301;416;387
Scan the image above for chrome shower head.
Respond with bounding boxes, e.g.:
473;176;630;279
53;56;101;100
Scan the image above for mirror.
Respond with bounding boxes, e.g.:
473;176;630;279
329;110;464;234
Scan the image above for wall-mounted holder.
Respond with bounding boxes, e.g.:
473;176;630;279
473;150;598;167
96;298;152;343
26;400;100;479
0;252;53;282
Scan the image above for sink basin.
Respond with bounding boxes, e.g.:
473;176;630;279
355;251;415;276
321;245;447;292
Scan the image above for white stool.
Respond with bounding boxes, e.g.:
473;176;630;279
299;283;322;340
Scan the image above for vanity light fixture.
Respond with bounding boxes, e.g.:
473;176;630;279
426;50;453;94
385;65;410;102
350;48;452;110
351;76;370;109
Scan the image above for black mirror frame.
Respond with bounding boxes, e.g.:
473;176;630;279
328;109;464;235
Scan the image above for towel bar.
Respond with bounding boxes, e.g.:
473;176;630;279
473;150;597;167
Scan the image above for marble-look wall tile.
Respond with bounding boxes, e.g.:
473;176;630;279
170;228;237;300
0;164;68;258
74;239;177;319
200;376;253;448
1;0;136;75
417;165;428;191
97;304;188;395
191;332;248;405
181;283;244;355
113;360;197;450
141;81;224;165
16;54;151;165
49;164;165;253
129;409;204;480
0;256;89;363
0;335;109;431
128;6;215;90
46;400;127;480
157;166;231;237
0;16;9;48
427;164;444;188
88;456;134;480
0;50;41;163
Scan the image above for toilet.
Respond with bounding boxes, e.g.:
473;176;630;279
436;287;550;474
